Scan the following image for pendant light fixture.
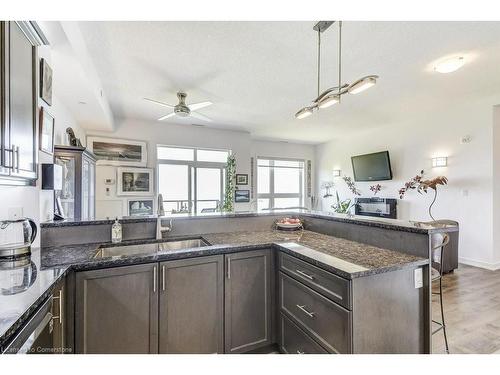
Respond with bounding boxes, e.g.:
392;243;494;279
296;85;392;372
295;21;379;119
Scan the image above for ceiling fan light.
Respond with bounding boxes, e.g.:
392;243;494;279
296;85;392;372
295;107;314;119
348;76;378;95
318;94;340;109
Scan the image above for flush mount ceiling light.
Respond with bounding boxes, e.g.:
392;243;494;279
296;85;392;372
295;21;379;119
434;56;465;73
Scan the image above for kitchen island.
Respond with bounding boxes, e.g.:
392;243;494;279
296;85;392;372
1;211;458;354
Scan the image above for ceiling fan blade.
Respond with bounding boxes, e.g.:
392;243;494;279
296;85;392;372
144;98;175;109
190;111;212;122
157;112;176;121
188;101;213;111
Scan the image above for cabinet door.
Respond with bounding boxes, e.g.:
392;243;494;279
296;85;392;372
8;22;37;179
0;22;8;176
75;264;159;354
159;255;224;353
224;249;273;353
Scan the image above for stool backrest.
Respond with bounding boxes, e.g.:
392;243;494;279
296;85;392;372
431;232;450;275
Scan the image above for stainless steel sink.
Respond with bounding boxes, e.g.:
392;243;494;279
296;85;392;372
93;238;208;258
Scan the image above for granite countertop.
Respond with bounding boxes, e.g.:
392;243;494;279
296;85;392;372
0;249;68;352
40;230;427;279
40;210;459;234
1;229;428;351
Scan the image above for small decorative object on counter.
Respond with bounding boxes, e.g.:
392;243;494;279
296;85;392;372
398;170;448;220
370;184;382;195
275;217;303;231
111;217;122;243
321;181;334;198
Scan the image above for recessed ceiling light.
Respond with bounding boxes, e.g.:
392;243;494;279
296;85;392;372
434;56;465;74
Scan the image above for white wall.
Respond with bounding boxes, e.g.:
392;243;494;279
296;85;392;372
492;105;500;267
0;44;86;246
89;119;316;218
316;100;497;270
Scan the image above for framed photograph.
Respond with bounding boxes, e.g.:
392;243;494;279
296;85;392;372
234;189;250;203
236;174;248;185
39;107;55;155
87;136;148;167
128;199;154;216
40;58;53;106
117;167;154;196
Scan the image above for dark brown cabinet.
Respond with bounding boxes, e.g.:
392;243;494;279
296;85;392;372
1;21;39;183
75;264;159;354
224;249;273;353
159;256;224;353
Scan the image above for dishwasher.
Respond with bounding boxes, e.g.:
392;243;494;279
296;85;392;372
3;297;54;354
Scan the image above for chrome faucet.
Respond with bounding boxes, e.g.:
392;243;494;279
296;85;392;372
156;194;172;239
156;217;173;239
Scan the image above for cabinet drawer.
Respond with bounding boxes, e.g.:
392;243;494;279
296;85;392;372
280;314;328;354
279;252;351;309
279;271;351;353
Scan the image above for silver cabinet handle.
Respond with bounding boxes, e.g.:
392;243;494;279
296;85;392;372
52;289;63;325
296;304;315;318
227;257;231;279
296;269;314;280
153;266;157;293
162;265;166;291
296;349;305;354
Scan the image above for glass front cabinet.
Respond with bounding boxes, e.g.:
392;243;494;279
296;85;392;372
54;145;96;220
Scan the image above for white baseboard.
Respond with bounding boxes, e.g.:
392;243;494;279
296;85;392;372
458;257;500;271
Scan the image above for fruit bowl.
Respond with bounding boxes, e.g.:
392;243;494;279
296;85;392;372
275;217;303;231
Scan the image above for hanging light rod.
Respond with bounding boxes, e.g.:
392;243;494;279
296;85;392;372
295;21;380;120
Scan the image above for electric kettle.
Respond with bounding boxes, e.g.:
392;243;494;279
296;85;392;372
0;218;37;258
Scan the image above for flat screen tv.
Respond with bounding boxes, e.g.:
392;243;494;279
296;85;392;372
351;151;393;181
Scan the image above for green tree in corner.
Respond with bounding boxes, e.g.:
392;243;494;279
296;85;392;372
220;153;236;212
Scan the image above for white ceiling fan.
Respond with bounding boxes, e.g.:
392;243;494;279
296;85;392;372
144;92;213;122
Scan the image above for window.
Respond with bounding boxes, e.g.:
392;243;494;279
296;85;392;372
157;146;230;214
257;158;305;211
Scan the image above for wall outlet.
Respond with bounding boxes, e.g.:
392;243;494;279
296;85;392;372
414;268;423;289
8;207;23;220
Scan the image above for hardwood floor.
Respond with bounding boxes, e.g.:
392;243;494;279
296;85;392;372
432;264;500;354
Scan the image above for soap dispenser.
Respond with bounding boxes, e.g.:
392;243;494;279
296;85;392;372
111;217;122;243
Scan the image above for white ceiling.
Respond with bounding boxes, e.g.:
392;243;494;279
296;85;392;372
72;21;500;144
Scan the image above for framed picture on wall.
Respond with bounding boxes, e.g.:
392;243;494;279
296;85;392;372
40;58;53;106
87;136;148;167
39;107;55;155
236;174;248;185
117;167;154;196
234;189;250;203
128;199;154;216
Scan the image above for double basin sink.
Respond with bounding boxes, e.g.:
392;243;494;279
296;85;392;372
93;238;209;259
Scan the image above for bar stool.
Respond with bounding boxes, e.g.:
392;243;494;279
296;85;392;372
430;231;451;354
